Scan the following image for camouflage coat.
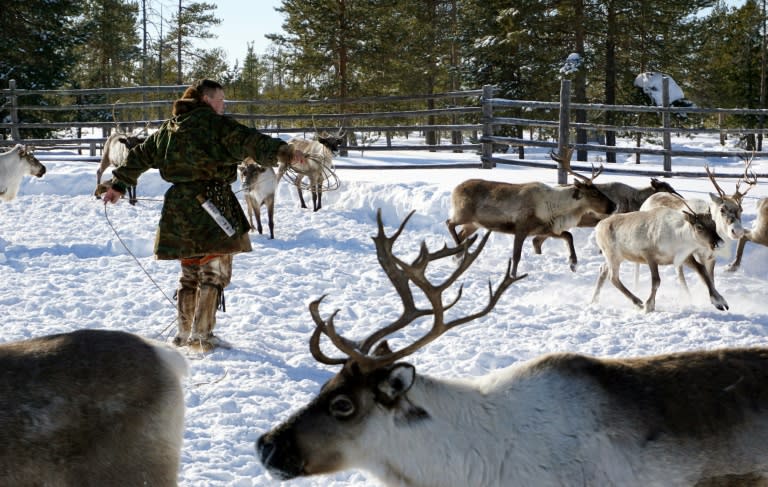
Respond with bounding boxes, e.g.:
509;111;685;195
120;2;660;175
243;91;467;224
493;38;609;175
111;99;288;260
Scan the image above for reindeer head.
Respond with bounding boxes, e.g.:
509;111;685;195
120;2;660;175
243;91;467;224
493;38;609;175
19;146;46;177
317;129;346;155
117;135;146;150
550;148;616;215
683;210;723;251
649;178;682;198
257;209;525;480
239;158;268;187
704;157;757;240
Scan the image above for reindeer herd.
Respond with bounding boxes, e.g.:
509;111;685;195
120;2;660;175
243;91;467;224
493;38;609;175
4;137;768;486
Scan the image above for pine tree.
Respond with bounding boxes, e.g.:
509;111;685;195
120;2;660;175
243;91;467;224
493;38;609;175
1;0;87;89
72;0;142;88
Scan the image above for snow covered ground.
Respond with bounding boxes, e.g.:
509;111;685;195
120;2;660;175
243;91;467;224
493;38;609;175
2;134;768;486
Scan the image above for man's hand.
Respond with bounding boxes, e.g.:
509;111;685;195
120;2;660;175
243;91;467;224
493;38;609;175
102;187;123;204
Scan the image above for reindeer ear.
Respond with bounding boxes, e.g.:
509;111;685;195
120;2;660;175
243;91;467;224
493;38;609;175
709;192;723;205
372;340;393;356
377;363;415;402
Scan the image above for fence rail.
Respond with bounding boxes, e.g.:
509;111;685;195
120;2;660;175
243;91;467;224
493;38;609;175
3;80;768;178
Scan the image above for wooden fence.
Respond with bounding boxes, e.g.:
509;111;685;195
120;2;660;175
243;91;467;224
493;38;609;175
3;79;768;177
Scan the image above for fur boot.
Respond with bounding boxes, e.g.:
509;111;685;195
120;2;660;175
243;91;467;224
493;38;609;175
187;284;222;352
173;286;198;346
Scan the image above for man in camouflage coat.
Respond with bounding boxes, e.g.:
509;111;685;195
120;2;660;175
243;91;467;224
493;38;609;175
102;79;304;352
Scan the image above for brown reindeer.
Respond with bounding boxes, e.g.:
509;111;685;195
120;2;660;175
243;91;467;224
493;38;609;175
531;165;681;252
0;329;187;486
446;147;615;277
257;210;768;487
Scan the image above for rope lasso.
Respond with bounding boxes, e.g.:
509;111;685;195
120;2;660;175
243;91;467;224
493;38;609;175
102;202;177;339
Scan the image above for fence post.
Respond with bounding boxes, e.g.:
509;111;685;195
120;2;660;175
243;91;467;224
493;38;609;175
557;79;571;184
662;76;672;173
481;85;494;169
8;79;20;141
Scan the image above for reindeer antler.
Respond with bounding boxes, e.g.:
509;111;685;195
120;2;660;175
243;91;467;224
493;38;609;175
704;165;728;199
308;209;526;373
706;157;758;204
550;148;604;184
735;152;758;201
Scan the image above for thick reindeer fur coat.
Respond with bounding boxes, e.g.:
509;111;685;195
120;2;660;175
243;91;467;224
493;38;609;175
111;99;290;259
260;349;768;487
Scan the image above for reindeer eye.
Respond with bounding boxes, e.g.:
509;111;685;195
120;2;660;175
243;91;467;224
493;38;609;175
329;395;355;418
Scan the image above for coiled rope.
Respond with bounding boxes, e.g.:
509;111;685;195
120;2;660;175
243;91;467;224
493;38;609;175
281;155;341;192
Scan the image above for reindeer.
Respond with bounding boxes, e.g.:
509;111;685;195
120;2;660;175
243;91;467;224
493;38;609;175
532;173;681;252
446;148;615;277
94;131;146;205
0;144;46;201
727;197;768;272
592;206;727;312
239;157;277;239
0;329;187;486
639;161;756;291
277;132;343;212
258;211;768;487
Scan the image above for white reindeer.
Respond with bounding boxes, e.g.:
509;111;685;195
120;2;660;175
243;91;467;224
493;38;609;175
277;133;343;212
0;144;46;201
0;329;187;486
728;197;768;272
592;206;727;312
638;163;755;291
446;149;615;277
239;157;277;239
258;210;768;487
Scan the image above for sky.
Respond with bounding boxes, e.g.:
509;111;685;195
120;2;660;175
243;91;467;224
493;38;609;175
195;0;285;64
2;130;768;485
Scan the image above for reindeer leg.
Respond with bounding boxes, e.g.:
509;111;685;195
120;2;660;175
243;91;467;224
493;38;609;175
645;261;661;312
608;261;644;309
532;235;547;254
312;187;320;212
726;235;748;272
591;263;609;304
128;185;137;206
558;231;578;272
511;233;526;278
245;196;256;232
445;220;463;245
255;204;264;235
675;266;691;297
296;185;308;209
688;256;729;311
267;198;275;240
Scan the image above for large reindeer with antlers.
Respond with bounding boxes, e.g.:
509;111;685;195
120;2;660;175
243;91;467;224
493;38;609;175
639;158;756;290
258;211;768;486
446;147;615;277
